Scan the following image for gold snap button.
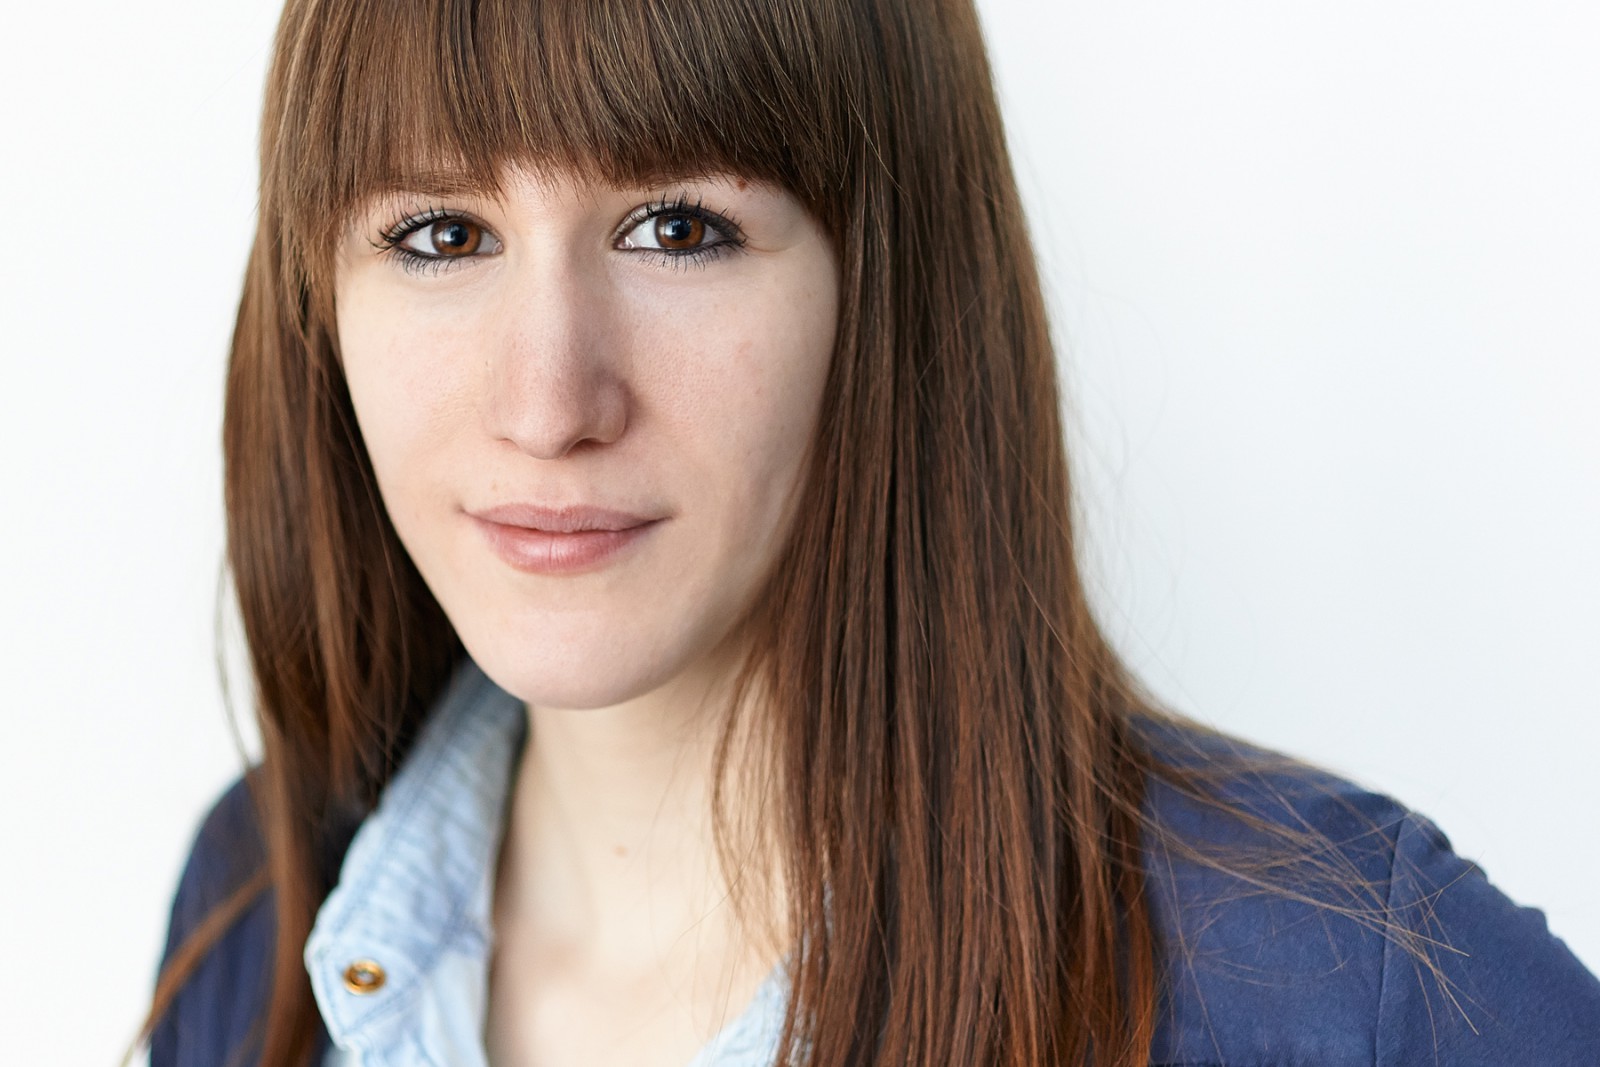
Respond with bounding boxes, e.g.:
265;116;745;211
342;959;387;994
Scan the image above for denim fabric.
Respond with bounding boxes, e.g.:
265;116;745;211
153;659;1600;1066
304;660;789;1066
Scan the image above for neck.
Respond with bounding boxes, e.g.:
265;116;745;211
492;645;787;978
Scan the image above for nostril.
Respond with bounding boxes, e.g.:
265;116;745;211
485;369;630;460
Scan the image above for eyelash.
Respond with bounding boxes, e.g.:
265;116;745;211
372;194;748;277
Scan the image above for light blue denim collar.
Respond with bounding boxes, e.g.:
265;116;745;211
301;658;792;1066
303;658;527;1055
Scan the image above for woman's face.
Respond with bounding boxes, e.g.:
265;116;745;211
334;166;839;708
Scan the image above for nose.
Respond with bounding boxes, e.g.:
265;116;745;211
481;258;629;460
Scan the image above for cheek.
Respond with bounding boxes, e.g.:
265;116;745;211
655;280;837;540
739;278;838;476
726;336;825;480
336;300;476;503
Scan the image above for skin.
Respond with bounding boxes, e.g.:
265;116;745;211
334;165;839;1067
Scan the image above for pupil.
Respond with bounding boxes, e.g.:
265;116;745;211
657;215;702;247
437;222;474;252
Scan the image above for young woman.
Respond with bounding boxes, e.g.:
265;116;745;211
138;0;1600;1065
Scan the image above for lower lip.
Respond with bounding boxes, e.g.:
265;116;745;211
469;517;660;575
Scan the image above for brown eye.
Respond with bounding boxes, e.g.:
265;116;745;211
392;215;500;264
614;199;743;265
429;219;482;256
653;214;705;250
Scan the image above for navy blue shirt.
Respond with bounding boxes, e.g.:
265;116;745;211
151;680;1600;1066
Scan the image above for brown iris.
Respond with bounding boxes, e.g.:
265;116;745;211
654;214;705;250
430;219;483;256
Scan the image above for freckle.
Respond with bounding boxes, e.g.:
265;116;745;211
612;845;628;858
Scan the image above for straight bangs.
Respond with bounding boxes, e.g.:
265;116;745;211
266;0;861;286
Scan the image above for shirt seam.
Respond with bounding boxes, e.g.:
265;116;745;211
1371;810;1407;1067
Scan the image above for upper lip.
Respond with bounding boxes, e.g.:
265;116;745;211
468;503;662;533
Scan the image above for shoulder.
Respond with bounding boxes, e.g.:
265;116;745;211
1131;716;1600;1066
150;771;277;1067
170;771;269;907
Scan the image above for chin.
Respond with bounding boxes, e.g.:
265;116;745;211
452;619;713;712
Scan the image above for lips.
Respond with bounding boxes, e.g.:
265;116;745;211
466;503;664;575
470;503;659;533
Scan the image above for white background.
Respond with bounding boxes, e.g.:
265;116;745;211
0;3;1594;1064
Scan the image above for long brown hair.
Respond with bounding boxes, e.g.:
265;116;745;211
134;1;1423;1064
